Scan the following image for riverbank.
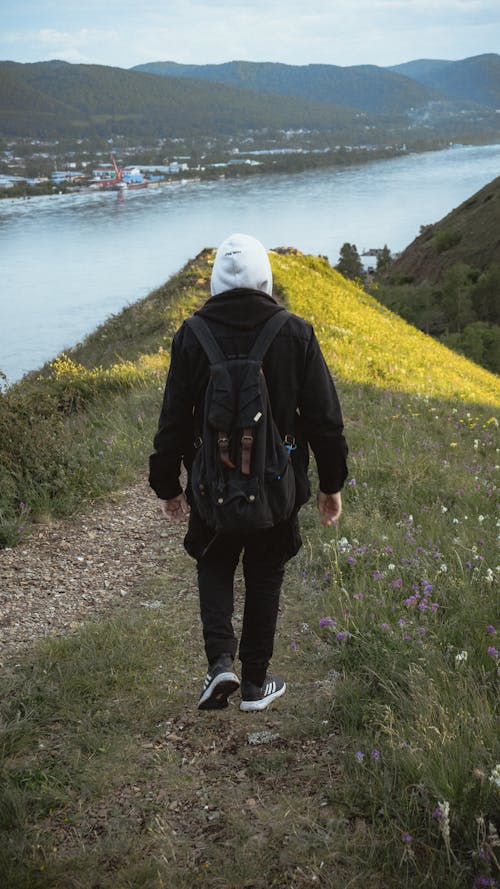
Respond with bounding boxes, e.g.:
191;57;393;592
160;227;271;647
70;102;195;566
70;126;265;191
0;140;466;201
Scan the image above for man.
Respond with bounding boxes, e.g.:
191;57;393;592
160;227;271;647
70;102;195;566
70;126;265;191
149;233;348;712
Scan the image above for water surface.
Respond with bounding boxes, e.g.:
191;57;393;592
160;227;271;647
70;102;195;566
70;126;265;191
1;144;499;383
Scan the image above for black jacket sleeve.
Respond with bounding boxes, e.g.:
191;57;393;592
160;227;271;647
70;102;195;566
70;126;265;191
148;328;194;499
298;326;348;494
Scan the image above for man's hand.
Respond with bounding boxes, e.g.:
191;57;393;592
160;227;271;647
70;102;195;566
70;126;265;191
317;491;342;527
159;493;190;524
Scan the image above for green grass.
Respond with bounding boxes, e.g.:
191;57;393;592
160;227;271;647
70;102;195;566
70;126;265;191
0;250;499;887
0;250;212;546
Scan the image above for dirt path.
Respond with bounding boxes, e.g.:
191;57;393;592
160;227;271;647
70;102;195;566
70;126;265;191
0;480;354;887
0;478;185;660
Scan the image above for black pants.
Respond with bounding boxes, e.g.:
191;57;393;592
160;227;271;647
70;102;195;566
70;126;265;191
186;511;302;687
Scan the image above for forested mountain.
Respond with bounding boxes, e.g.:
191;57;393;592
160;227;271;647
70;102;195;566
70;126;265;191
132;59;439;114
390;54;500;107
389;59;454;81
133;55;500;112
375;176;500;372
389;175;500;284
0;60;362;139
2;57;499;143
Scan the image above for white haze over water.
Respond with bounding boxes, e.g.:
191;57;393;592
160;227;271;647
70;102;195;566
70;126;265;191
1;144;500;384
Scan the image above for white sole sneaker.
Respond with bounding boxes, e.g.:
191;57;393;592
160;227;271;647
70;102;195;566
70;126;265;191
240;678;286;712
198;670;240;710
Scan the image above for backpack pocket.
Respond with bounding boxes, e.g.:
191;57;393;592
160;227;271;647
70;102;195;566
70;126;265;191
265;459;296;524
213;476;274;532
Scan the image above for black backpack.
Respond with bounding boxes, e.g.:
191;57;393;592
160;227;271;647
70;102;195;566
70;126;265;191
185;310;296;533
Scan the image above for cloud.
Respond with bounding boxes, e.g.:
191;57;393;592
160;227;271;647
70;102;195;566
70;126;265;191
3;26;120;65
1;0;500;67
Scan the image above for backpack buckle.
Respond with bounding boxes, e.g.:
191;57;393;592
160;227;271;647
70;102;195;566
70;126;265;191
284;435;297;454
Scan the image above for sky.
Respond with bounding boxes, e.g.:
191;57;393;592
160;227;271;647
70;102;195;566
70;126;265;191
2;0;500;70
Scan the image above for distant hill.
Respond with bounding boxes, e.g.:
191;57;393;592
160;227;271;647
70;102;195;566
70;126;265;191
390;53;500;107
2;56;499;143
131;59;439;115
389;59;454;82
389;175;500;284
0;60;361;139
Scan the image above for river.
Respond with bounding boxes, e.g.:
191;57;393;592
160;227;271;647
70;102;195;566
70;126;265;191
1;143;500;384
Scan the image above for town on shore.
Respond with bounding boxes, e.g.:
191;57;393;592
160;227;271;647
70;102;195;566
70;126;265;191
0;131;419;199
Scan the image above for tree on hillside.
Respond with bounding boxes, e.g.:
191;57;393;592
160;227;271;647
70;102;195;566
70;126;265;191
472;264;500;325
376;244;392;274
336;242;363;280
441;322;500;374
439;263;476;333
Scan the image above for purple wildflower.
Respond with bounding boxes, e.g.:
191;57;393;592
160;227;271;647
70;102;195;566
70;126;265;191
355;751;364;762
319;616;335;628
404;595;419;606
487;647;499;658
336;631;347;642
486;625;496;635
402;833;413;844
372;749;380;760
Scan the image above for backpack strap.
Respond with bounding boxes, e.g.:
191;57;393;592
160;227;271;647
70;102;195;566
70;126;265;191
185;315;226;365
187;310;290;365
248;309;291;364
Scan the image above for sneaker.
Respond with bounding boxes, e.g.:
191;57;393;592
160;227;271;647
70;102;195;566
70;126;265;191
240;674;286;712
198;654;240;710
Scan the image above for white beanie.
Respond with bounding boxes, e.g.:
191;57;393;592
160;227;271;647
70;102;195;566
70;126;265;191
210;233;273;296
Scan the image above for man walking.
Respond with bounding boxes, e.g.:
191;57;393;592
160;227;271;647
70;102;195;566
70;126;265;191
149;234;348;712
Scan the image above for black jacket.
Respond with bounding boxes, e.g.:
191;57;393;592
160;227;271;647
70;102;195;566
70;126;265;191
149;288;348;506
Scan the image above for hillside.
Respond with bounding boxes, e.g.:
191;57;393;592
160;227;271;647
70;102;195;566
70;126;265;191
0;60;361;140
57;250;499;407
273;252;499;402
389;58;454;81
2;248;497;549
132;59;438;115
2;57;499;144
1;250;498;889
391;53;500;107
389;174;500;284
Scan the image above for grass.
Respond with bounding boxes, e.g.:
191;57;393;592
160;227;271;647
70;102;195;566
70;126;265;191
0;250;212;546
1;249;499;887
